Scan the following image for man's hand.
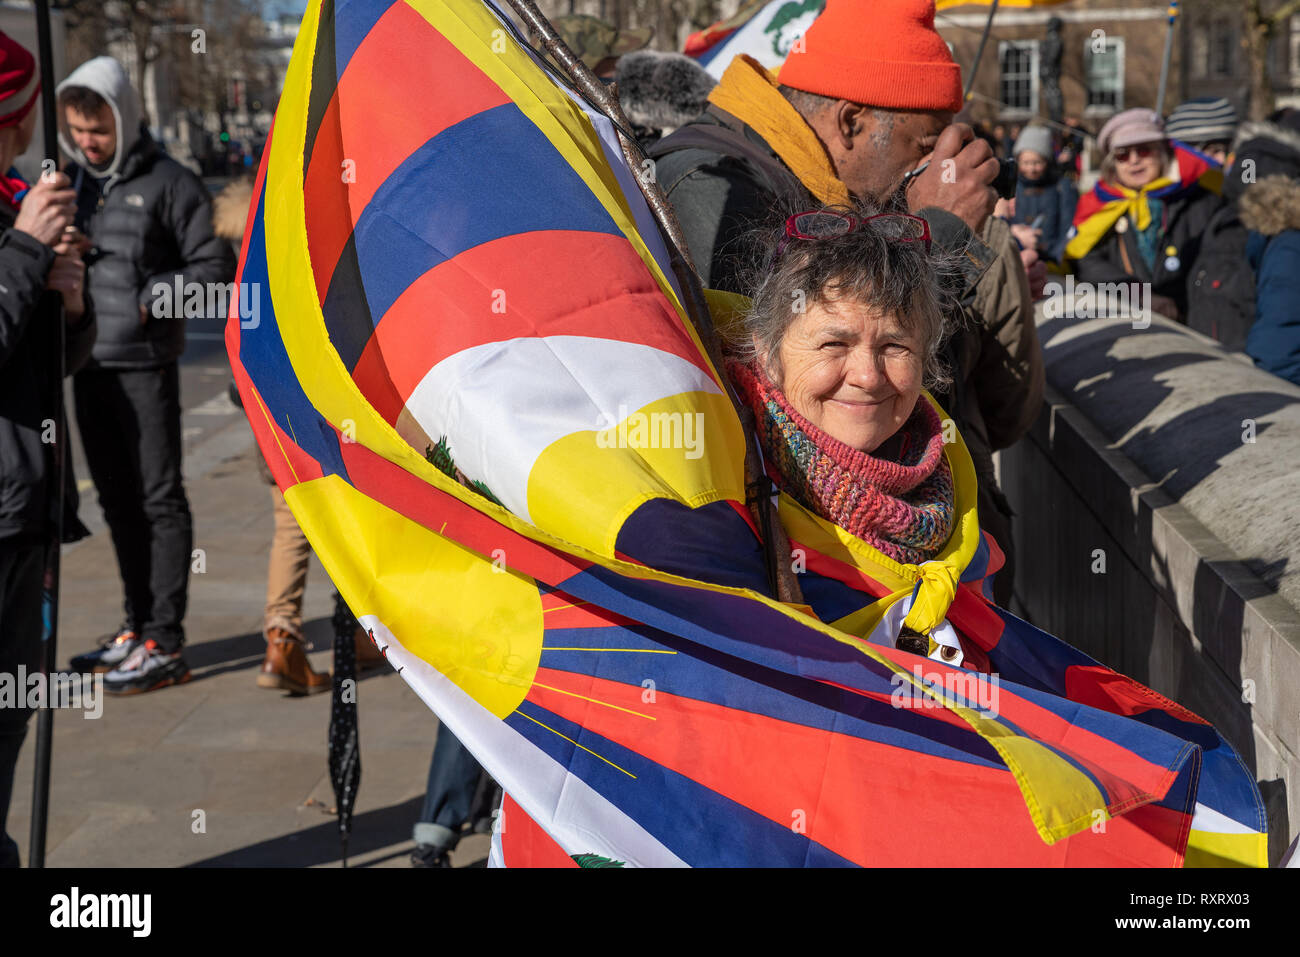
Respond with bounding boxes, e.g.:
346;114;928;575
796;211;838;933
13;172;76;247
905;123;998;234
46;253;86;319
1151;294;1178;319
1009;222;1042;252
1019;246;1047;300
52;225;92;258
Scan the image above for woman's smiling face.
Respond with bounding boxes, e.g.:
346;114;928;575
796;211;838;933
772;294;924;454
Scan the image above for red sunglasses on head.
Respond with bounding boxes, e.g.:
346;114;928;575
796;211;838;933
1114;144;1159;162
772;211;932;261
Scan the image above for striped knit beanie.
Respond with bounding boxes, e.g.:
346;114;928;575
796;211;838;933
1166;97;1238;145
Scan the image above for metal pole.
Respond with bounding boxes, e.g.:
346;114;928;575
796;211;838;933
28;0;65;870
963;0;1000;100
328;593;361;868
1156;2;1179;115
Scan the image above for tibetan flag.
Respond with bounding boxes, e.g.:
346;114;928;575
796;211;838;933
936;0;1071;8
1066;142;1223;262
229;0;1267;867
684;0;824;80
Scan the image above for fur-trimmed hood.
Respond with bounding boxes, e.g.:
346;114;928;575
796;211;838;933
1239;174;1300;236
614;50;715;133
1232;119;1300;156
1227;118;1300;201
213;176;255;242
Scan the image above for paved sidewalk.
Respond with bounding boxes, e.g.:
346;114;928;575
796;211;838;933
8;356;489;868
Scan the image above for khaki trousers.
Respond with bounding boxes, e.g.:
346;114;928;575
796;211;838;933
264;485;311;638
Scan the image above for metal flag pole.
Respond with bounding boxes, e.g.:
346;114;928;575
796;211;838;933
963;0;1001;100
28;0;65;871
1156;2;1179;115
328;593;361;867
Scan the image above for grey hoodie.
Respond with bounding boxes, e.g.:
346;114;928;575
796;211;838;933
53;56;235;369
56;56;143;187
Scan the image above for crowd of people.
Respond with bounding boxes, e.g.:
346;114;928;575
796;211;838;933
0;0;1295;868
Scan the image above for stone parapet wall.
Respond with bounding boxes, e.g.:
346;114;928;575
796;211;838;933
999;308;1300;865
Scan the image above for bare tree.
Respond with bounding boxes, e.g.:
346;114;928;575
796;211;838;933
1243;0;1300;118
53;0;178;89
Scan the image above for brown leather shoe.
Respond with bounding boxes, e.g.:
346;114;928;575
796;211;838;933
353;625;388;672
258;627;331;694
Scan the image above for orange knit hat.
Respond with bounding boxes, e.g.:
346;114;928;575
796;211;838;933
777;0;963;113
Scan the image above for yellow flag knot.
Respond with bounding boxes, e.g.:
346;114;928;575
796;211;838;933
900;561;959;639
1115;179;1174;232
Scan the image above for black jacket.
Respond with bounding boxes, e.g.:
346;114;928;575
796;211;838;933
1186;118;1300;351
68;131;234;369
1074;184;1224;322
0;203;96;545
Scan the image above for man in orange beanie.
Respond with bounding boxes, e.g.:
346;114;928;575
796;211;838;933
651;0;1042;606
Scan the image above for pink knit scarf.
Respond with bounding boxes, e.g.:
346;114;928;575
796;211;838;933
730;360;955;565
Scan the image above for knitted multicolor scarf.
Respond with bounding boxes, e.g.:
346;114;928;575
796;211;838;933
730;360;955;566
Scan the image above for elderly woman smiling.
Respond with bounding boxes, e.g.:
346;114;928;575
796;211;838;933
726;205;955;568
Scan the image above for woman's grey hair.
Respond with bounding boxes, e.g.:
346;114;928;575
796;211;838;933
727;199;961;394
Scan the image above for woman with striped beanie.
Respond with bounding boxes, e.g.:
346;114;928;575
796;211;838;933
1166;97;1238;165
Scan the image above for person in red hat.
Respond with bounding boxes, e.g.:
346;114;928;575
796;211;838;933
0;29;98;868
650;0;1042;606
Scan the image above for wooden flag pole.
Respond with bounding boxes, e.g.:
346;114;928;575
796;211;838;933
500;0;802;604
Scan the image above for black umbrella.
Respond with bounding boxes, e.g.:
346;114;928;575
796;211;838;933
328;591;361;866
27;0;65;870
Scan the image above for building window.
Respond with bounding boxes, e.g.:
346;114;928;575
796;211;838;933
1270;27;1288;79
1211;18;1234;76
1085;37;1124;116
998;40;1038;117
1191;24;1209;80
1292;17;1300;81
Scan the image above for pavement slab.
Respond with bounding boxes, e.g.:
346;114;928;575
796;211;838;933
8;341;482;869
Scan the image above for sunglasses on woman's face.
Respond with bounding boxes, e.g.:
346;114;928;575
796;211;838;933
1114;144;1157;162
772;211;932;261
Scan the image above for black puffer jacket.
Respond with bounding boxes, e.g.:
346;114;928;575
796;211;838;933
66;132;234;369
0;203;96;544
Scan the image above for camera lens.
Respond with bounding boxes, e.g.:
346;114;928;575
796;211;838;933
995;157;1019;200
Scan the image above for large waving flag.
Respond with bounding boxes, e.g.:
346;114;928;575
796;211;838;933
229;0;1267;867
935;0;1071;7
684;0;824;79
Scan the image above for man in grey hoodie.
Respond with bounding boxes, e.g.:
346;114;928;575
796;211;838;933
59;57;234;694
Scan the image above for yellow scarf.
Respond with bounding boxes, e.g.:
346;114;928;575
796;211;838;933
706;54;852;207
1063;178;1175;262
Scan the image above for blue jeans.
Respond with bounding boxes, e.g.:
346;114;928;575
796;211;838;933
413;721;490;852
